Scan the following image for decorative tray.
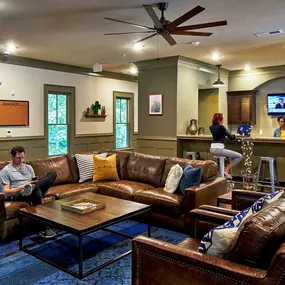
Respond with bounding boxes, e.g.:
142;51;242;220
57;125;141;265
61;198;105;214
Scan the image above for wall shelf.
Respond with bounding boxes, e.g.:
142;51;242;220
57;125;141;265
84;114;107;118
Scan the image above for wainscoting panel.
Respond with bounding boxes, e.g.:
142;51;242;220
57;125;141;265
137;137;177;157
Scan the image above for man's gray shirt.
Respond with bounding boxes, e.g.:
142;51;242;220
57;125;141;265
0;163;35;190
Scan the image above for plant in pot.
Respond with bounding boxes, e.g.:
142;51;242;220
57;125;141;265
101;106;106;116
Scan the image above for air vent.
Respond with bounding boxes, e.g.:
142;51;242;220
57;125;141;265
255;29;283;37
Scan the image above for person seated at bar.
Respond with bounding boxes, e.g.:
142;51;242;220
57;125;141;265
273;115;285;138
0;145;57;238
209;113;243;178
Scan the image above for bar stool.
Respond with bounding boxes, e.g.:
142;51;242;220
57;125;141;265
213;155;226;178
256;157;279;193
183;151;199;160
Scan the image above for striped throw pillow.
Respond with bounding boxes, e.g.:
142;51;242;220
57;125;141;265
75;153;107;183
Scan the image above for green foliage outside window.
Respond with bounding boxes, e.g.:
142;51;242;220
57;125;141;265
48;93;68;156
116;98;129;149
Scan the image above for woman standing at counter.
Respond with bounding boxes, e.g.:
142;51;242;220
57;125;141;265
209;113;243;178
273;116;285;138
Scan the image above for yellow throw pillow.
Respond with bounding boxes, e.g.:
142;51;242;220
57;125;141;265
93;154;119;182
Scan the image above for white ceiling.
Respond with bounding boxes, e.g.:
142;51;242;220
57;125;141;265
1;0;285;73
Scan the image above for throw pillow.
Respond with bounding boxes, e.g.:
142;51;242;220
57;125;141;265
75;153;107;183
93;154;119;182
164;164;183;194
178;164;202;195
198;190;284;258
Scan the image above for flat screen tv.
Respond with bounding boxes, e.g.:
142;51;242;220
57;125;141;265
267;94;285;115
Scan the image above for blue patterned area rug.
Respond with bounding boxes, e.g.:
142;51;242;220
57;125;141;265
0;220;188;285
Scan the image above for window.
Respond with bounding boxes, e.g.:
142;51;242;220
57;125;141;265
116;98;129;148
47;93;68;156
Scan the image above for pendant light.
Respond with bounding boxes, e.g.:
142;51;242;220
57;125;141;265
212;64;225;87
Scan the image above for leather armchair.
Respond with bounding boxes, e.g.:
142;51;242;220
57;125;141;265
132;205;285;285
232;189;266;210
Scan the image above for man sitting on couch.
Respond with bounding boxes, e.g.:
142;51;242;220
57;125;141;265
0;145;57;238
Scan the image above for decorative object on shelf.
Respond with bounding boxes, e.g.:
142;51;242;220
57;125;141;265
84;101;107;117
212;64;226;87
101;105;106;116
149;94;163;115
186;119;199;135
238;129;258;191
198;127;206;135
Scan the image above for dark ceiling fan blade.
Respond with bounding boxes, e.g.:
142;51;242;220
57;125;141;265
162;33;177;46
167;6;205;30
170;31;212;37
104;17;155;30
133;33;157;44
105;31;155;35
174;20;227;31
143;5;164;29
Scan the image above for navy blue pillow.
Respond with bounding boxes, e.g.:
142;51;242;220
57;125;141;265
178;164;202;195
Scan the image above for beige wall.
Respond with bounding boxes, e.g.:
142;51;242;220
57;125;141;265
198;88;219;132
0;63;138;137
228;65;285;137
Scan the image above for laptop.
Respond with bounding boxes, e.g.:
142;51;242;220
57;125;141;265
237;124;251;136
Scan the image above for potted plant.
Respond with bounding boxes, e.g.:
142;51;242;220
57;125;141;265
101;106;106;116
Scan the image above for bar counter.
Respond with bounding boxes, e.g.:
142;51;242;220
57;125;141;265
177;134;285;182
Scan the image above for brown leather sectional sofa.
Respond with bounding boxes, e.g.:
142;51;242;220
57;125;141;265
0;150;227;239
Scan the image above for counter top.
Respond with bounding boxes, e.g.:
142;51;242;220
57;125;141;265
177;135;285;144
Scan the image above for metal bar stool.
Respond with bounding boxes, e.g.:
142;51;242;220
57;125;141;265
183;151;199;160
213;155;226;178
256;157;279;193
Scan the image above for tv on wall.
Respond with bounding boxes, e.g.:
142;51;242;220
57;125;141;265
267;94;285;116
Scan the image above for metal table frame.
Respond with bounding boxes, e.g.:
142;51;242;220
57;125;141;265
18;207;151;279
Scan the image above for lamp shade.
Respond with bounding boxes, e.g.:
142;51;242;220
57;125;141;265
213;64;226;87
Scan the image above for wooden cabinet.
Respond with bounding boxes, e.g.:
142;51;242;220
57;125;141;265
227;90;258;124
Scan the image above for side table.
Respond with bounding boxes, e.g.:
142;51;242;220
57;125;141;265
217;191;232;208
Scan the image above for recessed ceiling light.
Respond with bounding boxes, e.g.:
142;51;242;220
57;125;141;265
132;43;144;51
4;42;16;55
130;67;138;74
212;52;221;61
191;41;200;46
244;64;251;71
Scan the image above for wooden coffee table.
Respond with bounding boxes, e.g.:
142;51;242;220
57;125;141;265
18;192;151;279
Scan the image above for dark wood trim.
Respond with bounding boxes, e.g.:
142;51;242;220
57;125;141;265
0;53;138;82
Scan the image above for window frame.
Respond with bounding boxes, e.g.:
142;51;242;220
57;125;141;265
113;92;134;150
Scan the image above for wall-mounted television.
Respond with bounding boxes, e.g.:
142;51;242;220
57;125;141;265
267;94;285;116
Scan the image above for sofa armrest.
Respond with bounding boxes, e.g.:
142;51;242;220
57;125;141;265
184;177;227;215
198;205;239;216
0;193;6;236
232;189;266;210
132;236;266;285
187;208;233;238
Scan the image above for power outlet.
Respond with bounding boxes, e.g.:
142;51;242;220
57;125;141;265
6;130;12;137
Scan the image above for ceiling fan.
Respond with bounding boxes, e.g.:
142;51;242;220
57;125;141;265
104;2;227;46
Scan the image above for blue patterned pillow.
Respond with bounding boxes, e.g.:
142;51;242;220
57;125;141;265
198;190;284;258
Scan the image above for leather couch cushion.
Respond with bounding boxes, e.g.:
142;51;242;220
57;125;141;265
228;199;285;269
44;183;98;199
0;161;9;171
5;201;29;220
106;151;131;179
86;180;154;201
27;156;74;186
177;237;201;251
161;158;218;186
124;153;166;187
134;188;184;218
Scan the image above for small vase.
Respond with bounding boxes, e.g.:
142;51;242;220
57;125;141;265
241;170;259;191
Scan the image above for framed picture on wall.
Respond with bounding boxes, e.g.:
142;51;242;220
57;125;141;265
149;94;163;116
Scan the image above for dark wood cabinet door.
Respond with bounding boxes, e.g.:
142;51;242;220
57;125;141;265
227;90;258;125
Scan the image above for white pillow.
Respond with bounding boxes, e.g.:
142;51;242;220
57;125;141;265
164;164;183;194
75;153;107;183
